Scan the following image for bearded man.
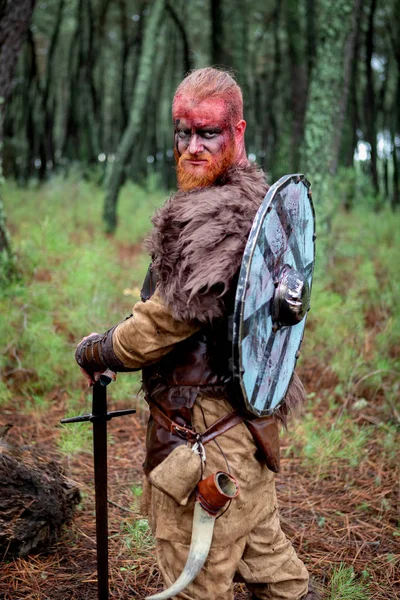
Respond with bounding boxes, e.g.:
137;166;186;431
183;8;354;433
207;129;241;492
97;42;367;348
75;68;319;600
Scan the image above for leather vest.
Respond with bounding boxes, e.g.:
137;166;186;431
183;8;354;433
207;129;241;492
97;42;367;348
141;265;280;475
141;265;236;474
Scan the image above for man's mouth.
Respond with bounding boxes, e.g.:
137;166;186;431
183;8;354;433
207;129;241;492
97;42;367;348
185;159;208;165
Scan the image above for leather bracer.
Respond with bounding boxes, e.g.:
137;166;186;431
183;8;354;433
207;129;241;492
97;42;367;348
75;326;133;373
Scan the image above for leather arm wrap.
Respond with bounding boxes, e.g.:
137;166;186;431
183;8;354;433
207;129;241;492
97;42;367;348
75;326;135;373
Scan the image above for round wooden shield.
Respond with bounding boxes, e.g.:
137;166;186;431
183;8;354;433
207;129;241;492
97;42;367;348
232;174;315;417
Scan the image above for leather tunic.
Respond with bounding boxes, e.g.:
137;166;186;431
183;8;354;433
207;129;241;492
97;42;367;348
142;291;235;474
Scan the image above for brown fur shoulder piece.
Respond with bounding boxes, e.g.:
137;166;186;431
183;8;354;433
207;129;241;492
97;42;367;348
276;370;306;426
146;165;268;323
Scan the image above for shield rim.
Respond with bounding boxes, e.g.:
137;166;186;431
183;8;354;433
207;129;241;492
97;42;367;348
232;173;315;417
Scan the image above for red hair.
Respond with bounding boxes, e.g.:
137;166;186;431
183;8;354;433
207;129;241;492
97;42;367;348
172;68;243;123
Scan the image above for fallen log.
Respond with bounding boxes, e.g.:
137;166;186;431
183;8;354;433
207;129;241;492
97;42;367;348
0;427;80;558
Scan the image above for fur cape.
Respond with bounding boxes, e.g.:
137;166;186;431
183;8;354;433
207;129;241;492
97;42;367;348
146;164;269;324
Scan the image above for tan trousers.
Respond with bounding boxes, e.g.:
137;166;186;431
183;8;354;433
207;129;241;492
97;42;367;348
144;398;309;599
153;505;309;600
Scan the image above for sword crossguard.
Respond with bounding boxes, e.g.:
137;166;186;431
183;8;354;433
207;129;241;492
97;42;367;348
61;408;136;425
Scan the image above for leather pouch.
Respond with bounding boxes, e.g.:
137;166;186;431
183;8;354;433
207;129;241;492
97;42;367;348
245;415;280;473
148;445;202;505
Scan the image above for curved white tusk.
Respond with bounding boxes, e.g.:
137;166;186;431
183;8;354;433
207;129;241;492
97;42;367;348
146;502;215;600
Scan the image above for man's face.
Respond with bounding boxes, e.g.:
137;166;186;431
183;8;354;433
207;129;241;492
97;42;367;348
173;96;236;191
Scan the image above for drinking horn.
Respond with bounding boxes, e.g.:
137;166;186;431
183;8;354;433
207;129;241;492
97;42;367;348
146;471;239;600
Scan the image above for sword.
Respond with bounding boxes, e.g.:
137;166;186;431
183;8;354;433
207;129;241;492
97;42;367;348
61;369;136;600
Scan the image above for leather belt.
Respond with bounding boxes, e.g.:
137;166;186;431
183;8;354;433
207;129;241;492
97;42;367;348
149;403;245;445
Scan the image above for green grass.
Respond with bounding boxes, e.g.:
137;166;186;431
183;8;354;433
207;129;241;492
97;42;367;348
287;203;400;476
286;412;372;475
327;564;370;600
304;205;400;414
58;421;93;455
1;176;164;409
121;518;154;552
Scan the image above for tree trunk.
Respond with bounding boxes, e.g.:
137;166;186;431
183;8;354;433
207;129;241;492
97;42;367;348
391;128;399;210
306;0;317;81
211;0;224;65
227;0;250;134
61;0;81;162
285;0;308;172
391;74;400;210
41;0;64;175
167;2;192;74
78;0;99;164
228;0;248;81
364;0;379;200
302;0;357;230
186;0;211;69
266;0;282;178
386;2;400;210
95;0;113;151
0;0;36;277
329;0;362;176
339;3;362;169
103;0;166;233
88;0;102;160
62;0;100;166
118;0;130;129
22;27;38;181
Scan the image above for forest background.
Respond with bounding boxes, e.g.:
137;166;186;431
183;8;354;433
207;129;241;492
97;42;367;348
0;0;399;599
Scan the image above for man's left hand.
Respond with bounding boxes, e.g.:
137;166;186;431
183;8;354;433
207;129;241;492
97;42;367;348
79;366;108;387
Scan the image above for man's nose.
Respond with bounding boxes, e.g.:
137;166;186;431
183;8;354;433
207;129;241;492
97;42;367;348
188;134;204;154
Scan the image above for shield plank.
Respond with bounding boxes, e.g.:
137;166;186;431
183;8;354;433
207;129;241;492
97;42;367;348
232;174;315;417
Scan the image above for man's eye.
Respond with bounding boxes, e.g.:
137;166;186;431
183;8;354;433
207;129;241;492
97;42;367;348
177;130;190;139
202;131;218;139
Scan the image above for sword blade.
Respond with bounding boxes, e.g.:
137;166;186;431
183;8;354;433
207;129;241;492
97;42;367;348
92;381;109;600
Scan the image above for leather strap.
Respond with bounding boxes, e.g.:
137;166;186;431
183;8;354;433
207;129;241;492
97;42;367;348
149;403;245;446
201;411;246;444
150;403;196;441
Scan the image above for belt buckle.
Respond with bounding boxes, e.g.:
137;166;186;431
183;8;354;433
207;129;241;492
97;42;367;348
173;424;190;440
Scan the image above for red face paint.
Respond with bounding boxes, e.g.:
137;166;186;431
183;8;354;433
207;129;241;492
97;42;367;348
173;96;236;191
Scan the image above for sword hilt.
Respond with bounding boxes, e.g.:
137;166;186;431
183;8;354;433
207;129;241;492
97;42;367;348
61;373;136;424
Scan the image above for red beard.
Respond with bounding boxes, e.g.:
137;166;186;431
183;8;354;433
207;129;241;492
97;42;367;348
175;143;235;192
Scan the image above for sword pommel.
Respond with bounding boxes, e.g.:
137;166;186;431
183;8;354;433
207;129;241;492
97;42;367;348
99;369;116;386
